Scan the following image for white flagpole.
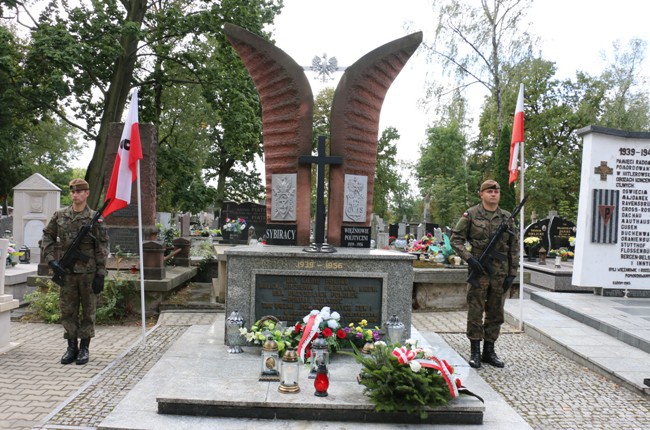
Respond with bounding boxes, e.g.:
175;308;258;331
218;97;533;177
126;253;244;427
518;120;525;332
136;161;146;343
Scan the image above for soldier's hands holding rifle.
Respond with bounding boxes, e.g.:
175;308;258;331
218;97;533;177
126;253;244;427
467;257;484;275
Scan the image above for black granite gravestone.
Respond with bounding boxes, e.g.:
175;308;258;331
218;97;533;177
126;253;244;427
221;201;266;242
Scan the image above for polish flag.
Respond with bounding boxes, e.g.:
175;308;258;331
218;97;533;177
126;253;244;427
509;84;524;185
104;89;143;217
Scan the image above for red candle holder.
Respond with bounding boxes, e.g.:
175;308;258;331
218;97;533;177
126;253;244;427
314;362;329;397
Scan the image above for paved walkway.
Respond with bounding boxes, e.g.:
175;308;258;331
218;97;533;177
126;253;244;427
0;292;649;429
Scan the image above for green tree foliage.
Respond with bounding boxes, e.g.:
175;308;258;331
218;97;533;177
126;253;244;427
10;0;282;210
374;127;408;220
417;110;473;228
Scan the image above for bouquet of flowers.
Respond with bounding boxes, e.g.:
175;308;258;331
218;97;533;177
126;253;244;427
350;339;478;418
5;241;24;267
239;316;295;355
340;319;381;349
222;217;246;233
292;306;345;362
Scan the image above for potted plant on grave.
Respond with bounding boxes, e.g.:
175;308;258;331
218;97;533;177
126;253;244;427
523;236;541;261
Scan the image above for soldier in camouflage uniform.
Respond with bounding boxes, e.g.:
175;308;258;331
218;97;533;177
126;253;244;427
41;179;109;365
450;179;519;369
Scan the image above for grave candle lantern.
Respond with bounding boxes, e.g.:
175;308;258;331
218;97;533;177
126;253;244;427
386;314;405;344
278;349;300;393
309;332;329;378
259;336;280;381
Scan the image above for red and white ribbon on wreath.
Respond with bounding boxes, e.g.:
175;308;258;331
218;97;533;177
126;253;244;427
391;346;418;364
418;357;460;398
297;311;322;363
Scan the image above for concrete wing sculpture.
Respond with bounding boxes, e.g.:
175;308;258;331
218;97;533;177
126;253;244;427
327;32;423;246
224;23;314;245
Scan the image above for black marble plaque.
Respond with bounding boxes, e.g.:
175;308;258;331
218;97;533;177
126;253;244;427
255;274;382;326
264;224;297;245
340;226;371;248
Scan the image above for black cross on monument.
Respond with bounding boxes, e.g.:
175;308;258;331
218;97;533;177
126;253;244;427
594;161;613;181
299;136;342;253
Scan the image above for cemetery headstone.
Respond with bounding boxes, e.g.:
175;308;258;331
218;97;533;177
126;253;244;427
524;213;576;252
426;223;439;236
103;123;158;253
11;173;60;262
221;201;266;243
179;214;191;238
376;232;390;249
388;223;398;239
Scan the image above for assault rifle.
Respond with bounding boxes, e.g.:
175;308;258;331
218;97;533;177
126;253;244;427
49;199;110;287
467;195;528;289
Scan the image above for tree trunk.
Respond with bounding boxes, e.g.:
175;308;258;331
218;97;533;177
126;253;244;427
86;0;148;208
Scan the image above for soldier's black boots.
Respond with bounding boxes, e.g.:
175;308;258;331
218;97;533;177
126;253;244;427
61;339;78;365
469;340;481;368
76;338;90;365
482;341;505;368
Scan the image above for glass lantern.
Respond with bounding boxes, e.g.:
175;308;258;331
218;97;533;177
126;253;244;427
226;310;244;354
278;349;300;393
314;362;329;397
259;336;280;381
309;332;329;379
18;245;30;264
386;314;405;344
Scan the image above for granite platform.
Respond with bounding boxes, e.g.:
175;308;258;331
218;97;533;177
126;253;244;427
98;316;490;429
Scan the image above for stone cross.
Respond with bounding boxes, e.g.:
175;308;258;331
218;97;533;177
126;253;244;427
299;136;342;252
594;161;613;181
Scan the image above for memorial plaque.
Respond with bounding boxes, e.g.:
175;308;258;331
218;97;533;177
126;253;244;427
340;226;371;248
255;274;382;326
264;224;297;246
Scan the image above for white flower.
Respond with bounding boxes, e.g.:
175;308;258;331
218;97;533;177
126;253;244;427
327;319;339;329
330;311;340;321
244;332;255;342
409;360;422;372
422;347;434;358
374;341;387;348
320;306;331;320
405;338;417;346
239;328;248;335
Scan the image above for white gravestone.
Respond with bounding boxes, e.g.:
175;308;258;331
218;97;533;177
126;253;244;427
271;174;297;221
573;126;650;290
343;174;367;222
11;173;61;262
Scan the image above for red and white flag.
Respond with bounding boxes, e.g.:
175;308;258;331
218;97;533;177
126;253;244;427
104;89;143;217
509;83;524;185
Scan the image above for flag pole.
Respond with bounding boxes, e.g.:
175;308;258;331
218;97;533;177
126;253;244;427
136;161;146;343
518;132;525;331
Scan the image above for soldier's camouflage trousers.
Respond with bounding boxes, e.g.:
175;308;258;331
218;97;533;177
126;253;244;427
59;273;97;340
466;271;507;342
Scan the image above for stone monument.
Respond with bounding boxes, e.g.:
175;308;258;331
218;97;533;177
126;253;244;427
11;173;61;262
573;126;650;293
223;24;421;335
225;23;421;247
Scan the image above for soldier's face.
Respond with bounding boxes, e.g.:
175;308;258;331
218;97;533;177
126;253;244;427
71;189;89;205
480;188;500;206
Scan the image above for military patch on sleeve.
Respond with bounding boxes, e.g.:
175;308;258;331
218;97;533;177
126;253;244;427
462;212;469;217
